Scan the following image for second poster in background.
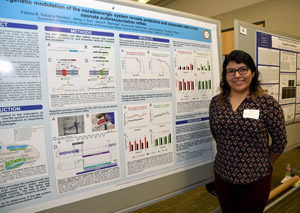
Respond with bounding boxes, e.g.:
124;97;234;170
0;0;220;212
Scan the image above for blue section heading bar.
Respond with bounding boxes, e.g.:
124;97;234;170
119;34;169;43
176;117;209;125
0;21;38;30
0;105;43;113
45;26;114;37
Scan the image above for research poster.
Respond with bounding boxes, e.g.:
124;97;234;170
0;0;220;212
256;31;300;124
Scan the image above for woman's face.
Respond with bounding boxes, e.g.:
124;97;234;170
225;61;254;95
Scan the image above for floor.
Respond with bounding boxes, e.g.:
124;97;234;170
131;147;300;213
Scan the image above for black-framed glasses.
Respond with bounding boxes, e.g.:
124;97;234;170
226;66;249;76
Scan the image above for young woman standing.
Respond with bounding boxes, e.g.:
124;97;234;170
209;50;287;212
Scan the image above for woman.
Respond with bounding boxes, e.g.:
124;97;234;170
209;50;287;212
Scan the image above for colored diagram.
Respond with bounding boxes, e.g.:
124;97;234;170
46;42;116;108
55;59;79;80
88;46;115;89
0;142;39;172
0;126;48;185
51;112;121;194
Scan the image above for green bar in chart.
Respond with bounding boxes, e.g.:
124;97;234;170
155;139;158;146
154;134;172;146
197;80;212;90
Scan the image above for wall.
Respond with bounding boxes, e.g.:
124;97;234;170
164;0;300;150
164;0;267;19
211;0;300;36
212;0;300;150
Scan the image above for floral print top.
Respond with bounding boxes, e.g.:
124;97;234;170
209;93;287;184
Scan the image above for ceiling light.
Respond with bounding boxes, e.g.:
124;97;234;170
138;0;150;4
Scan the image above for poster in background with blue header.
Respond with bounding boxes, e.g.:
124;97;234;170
256;31;300;124
0;0;220;212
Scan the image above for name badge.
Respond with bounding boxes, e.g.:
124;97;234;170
243;109;259;119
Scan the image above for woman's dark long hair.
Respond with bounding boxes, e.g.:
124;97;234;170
219;50;263;105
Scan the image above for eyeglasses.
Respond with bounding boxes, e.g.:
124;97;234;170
226;66;249;76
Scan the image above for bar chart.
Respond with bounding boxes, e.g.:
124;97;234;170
178;79;211;91
194;51;211;71
178;79;195;91
128;136;149;152
175;48;213;106
197;80;212;90
153;133;172;146
177;64;194;70
123;102;174;176
175;50;211;72
174;49;193;71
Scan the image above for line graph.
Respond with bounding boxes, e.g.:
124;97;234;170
150;102;172;125
56;140;118;175
120;48;171;91
149;58;170;76
122;57;146;76
123;104;149;128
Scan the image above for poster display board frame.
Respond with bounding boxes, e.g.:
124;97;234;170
234;19;300;150
0;0;222;212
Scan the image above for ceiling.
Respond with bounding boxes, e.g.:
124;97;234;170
129;0;268;17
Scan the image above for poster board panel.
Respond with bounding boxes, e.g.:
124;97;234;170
0;0;222;212
234;19;300;150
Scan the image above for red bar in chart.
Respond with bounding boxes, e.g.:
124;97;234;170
144;137;148;148
178;79;196;91
178;64;193;70
129;137;149;152
129;142;132;152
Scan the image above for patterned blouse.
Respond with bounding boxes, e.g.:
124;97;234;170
209;93;287;185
